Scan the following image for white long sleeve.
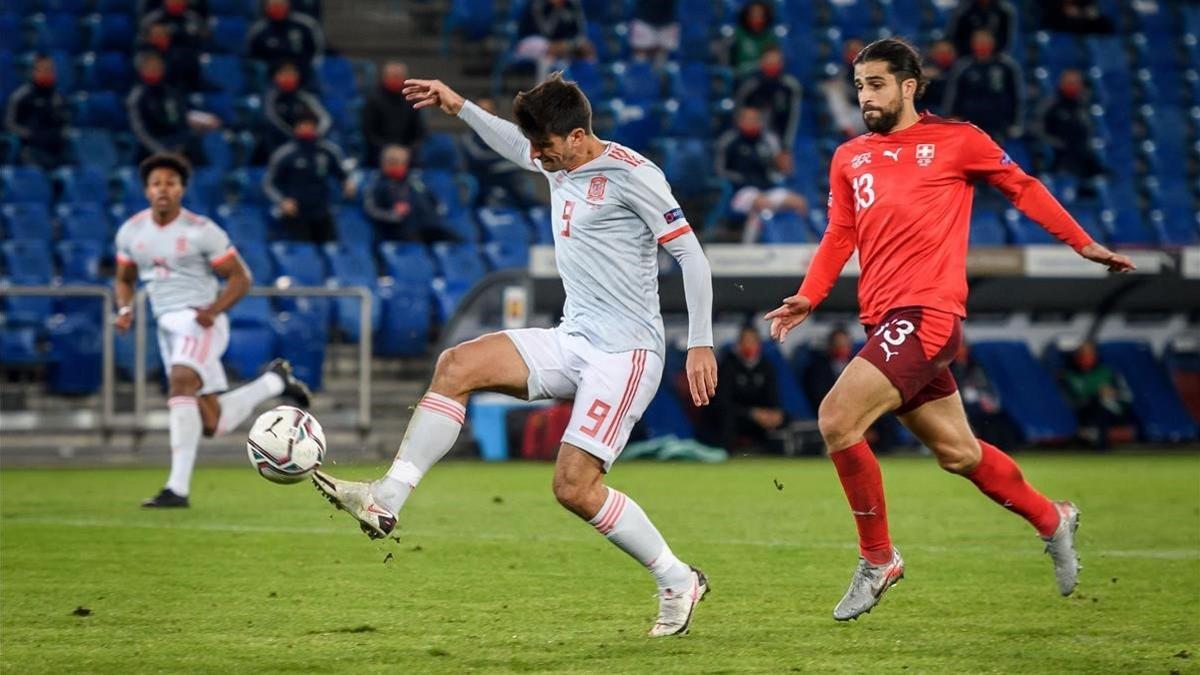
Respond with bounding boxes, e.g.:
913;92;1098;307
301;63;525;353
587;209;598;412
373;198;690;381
456;100;541;173
661;231;714;349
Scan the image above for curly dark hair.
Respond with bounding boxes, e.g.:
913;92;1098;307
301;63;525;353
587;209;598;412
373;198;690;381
138;152;192;186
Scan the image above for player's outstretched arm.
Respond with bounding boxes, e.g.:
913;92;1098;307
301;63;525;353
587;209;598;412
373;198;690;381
402;78;465;116
407;78;540;172
1078;242;1136;273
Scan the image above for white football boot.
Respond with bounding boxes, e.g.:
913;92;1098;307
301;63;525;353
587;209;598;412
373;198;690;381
833;547;905;621
649;567;709;637
312;471;397;540
1042;500;1082;596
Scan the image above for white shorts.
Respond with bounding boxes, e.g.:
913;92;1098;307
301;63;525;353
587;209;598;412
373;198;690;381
731;186;795;214
505;327;663;471
629;20;680;52
156;308;230;395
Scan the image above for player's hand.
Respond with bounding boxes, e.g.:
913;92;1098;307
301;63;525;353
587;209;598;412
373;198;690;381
280;198;299;217
193;306;217;328
114;307;133;333
1080;242;1136;273
764;294;813;343
685;346;718;407
402;78;465;116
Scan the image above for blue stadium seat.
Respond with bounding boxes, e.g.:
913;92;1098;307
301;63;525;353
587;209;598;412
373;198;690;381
55;166;108;204
210;0;252;16
216;204;268;245
662;97;715;139
85;13;135;52
430;276;473;322
193;92;237;128
1;166;52;205
640;381;695;439
477;206;530;244
829;0;877;37
565;58;607;102
2;203;53;240
759;211;810;243
419;169;477;241
1102;206;1157;245
971;341;1077;443
317;55;357;99
1098;341;1197;442
72;91;126;130
658;137;716;198
32;13;82;53
375;278;431;356
970;209;1008;246
669;63;733;102
611;60;662;104
334;205;374;247
416;132;460;171
1004;209;1058;245
608;101;661;153
323;241;381;342
270;240;326;285
56;239;104;283
224;324;278;380
379;240;436;285
201;53;245;93
2;239;55;326
1155;206;1200;245
0;14;24;53
442;0;495;49
67;128;120;172
227;295;273;328
114;310;162;381
199;131;235;171
41;0;88;12
762;341;815;420
526;205;552;244
184;166;226;215
96;0;136;11
231;167;268;204
482;240;529;270
46;312;102;394
209;15;248;54
0;327;43;367
431;242;486;284
237;241;276;283
57;202;111;242
78;51;134;93
270;311;325;390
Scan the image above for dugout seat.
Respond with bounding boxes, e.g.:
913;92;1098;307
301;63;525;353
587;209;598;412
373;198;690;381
970;341;1078;443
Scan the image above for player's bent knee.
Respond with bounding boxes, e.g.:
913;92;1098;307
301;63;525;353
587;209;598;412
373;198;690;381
431;346;470;395
817;400;857;451
551;474;588;513
168;367;201;397
934;442;981;474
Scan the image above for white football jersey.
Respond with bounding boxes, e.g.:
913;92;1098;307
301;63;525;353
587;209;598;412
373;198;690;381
115;208;236;318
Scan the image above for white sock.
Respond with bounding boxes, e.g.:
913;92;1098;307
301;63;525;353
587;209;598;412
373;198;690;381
165;396;202;497
589;488;693;591
371;392;466;513
214;372;285;436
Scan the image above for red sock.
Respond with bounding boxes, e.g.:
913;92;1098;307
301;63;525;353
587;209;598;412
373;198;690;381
830;439;893;565
967;441;1060;537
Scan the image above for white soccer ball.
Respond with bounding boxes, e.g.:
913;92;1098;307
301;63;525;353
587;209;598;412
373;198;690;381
246;405;326;484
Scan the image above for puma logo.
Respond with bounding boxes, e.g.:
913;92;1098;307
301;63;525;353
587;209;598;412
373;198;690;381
880;342;899;362
884;147;902;162
851;507;877;517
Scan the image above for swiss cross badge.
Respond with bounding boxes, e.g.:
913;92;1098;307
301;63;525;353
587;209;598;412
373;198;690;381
916;144;936;167
587;175;608;201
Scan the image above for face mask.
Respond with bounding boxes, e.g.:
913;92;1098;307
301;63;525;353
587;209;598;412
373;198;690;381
295;126;317;141
972;43;995;59
1060;82;1083;99
266;3;289;20
141;70;164;85
747;16;767;31
149;33;170;51
1076;352;1097;370
762;62;783;78
275;72;300;92
165;0;186;15
738;121;762;138
383;75;405;93
831;345;851;361
738;343;761;362
384;165;408;180
933;52;955;69
33;72;55;88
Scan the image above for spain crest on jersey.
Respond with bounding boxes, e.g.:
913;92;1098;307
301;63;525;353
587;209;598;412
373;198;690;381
588;175;608;201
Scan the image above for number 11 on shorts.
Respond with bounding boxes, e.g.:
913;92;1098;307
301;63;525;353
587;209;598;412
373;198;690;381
580;398;611;438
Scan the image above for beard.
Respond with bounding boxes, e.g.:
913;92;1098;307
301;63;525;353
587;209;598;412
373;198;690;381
863;103;901;133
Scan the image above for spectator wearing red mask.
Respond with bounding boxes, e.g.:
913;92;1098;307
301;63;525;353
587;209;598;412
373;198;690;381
138;0;208;18
247;0;324;83
137;21;202;92
262;60;330;156
714;106;808;242
696;324;786;453
263;111;355;243
734;46;803;150
944;29;1024;141
139;0;208;54
364;145;455;244
1036;69;1104;185
127;51;221;165
1060;340;1133;450
921;39;956;116
730;1;779;79
949;0;1016;57
821;38;867;138
362;61;426;167
5;55;70;168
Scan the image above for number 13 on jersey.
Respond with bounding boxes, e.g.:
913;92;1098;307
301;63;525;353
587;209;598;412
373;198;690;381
852;173;875;211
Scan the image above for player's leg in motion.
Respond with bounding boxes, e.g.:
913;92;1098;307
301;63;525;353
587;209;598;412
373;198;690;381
898;394;1081;596
554;445;707;636
312;333;531;538
818;358;907;620
195;359;312;438
143;364;205;508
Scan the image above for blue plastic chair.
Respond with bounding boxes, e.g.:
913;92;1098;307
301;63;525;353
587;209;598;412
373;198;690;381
612;60;662;104
56;166;108;204
334;205;374;247
78;51;134;93
57;202;111;242
201;53;245;94
971;341;1078;443
431;242;486;284
318;55;357;99
209;15;248;54
86;13;135;52
237;241;276;283
2;203;54;240
56;239;104;283
1098;341;1197;442
217;204;269;245
72;91;126;130
379;241;436;285
416;132;461;171
2;239;55;326
33;13;82;53
1;166;52;205
67;128;120;172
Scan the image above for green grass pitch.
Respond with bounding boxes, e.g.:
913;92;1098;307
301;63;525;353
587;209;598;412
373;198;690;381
2;453;1198;673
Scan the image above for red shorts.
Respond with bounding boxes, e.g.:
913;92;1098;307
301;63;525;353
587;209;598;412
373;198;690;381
858;306;963;415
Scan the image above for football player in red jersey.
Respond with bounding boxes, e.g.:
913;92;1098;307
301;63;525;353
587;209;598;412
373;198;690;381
764;38;1135;621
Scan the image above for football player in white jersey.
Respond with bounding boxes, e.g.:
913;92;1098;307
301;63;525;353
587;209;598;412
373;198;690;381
312;75;718;636
114;153;312;508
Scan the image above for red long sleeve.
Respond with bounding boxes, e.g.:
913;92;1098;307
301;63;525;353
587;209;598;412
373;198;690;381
800;145;858;308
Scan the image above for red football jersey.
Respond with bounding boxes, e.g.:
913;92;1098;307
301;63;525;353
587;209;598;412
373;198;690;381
799;113;1094;325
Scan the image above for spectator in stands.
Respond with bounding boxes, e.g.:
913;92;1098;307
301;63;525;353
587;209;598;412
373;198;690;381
714;106;808;242
950;342;1022;450
629;0;679;63
1037;69;1104;185
804;327;901;452
1061;340;1133;450
921;39;957;116
127;51;221;165
139;0;208;55
4;55;69;169
734;46;802;150
821;37;867;138
361;61;426;167
699;325;786;453
515;0;596;83
264;110;354;243
139;0;208;17
1041;0;1114;34
262;61;330;156
949;0;1016;56
944;29;1023;141
730;1;779;79
460;97;540;209
364;145;456;244
138;20;202;93
247;0;325;82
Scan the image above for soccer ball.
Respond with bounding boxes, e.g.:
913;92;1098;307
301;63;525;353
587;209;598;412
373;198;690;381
246;405;326;484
